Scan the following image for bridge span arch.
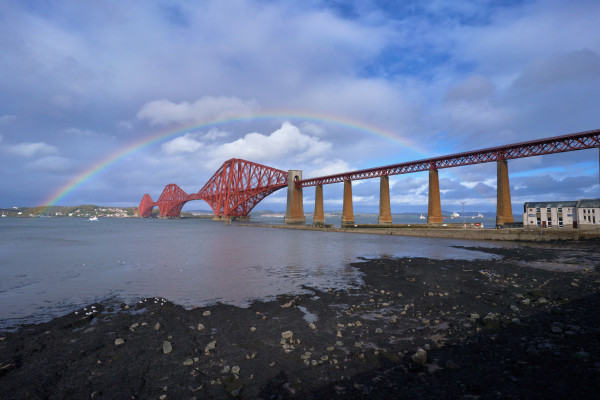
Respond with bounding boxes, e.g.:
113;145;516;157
138;159;288;219
139;128;599;225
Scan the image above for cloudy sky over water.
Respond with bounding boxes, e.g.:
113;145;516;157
1;0;599;213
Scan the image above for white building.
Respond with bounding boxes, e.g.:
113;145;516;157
576;199;600;229
523;199;600;229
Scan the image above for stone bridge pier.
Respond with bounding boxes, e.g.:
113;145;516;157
284;170;306;224
286;159;518;227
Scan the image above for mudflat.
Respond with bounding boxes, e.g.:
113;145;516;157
1;240;599;399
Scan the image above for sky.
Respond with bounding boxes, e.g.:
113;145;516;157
1;0;599;214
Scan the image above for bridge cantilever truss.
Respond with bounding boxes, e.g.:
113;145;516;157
138;159;287;218
139;127;600;220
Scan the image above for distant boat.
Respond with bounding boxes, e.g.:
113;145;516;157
419;214;425;220
451;211;459;218
89;216;98;221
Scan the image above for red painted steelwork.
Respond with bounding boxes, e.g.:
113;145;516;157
297;128;600;187
138;193;155;217
139;159;287;218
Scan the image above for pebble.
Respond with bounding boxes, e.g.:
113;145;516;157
205;340;216;353
203;311;211;316
162;341;172;354
154;322;161;330
375;328;383;333
281;331;293;340
249;327;256;332
470;313;480;320
197;323;205;331
231;366;240;374
411;348;427;365
114;338;125;346
309;323;316;330
183;358;194;366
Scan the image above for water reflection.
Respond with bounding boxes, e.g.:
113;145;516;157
0;218;504;329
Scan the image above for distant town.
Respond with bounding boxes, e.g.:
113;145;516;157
0;205;138;218
0;205;500;221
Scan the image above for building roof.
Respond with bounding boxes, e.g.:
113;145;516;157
576;198;600;208
523;201;578;210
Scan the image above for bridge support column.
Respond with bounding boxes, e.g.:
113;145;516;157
285;170;306;224
378;176;392;224
427;168;443;224
313;184;325;225
496;160;514;227
341;180;355;227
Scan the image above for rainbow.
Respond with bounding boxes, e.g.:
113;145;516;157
40;111;422;207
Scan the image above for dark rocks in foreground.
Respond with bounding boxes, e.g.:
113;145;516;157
1;241;599;399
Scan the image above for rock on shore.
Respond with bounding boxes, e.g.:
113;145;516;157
0;240;599;399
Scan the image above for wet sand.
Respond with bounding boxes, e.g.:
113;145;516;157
1;240;599;399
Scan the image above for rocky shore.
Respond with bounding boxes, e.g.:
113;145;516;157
1;240;599;399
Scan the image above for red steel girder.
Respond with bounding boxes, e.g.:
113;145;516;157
197;158;288;217
138;193;155;217
157;183;190;217
297;128;600;187
138;159;288;218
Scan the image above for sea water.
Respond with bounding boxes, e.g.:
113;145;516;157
0;217;505;330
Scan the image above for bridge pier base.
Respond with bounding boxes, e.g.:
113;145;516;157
313;184;325;225
427;168;443;224
496;160;514;227
285;170;306;224
342;180;355;227
378;176;393;224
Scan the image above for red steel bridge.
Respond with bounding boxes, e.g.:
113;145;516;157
138;128;600;219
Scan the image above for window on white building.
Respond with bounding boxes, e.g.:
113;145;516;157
558;217;563;227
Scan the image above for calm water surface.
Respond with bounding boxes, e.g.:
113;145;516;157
0;218;507;330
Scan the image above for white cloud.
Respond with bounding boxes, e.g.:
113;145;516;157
162;132;204;155
203;128;229;141
511;49;600;92
0;115;16;124
64;127;95;136
137;96;259;126
26;156;71;171
6;142;58;157
209;121;331;166
307;159;352;178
